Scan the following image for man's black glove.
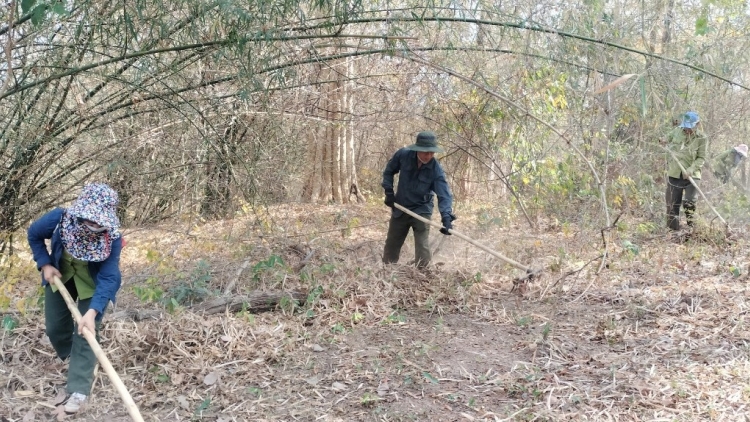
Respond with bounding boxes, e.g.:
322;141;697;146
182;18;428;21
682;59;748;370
384;190;396;208
440;212;457;235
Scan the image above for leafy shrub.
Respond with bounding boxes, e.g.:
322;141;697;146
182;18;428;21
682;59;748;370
167;259;216;306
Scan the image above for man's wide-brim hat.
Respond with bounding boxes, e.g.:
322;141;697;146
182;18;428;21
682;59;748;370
407;131;444;153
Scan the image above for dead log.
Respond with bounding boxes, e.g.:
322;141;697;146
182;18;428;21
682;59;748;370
110;290;309;321
109;309;162;321
194;290;308;315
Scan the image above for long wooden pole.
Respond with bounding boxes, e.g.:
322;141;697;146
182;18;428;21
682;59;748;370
51;276;144;422
393;203;532;272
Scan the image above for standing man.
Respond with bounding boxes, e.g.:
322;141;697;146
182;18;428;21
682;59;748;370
382;131;455;269
665;111;708;231
712;144;748;184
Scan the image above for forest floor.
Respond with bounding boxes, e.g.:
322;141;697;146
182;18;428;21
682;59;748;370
2;201;750;421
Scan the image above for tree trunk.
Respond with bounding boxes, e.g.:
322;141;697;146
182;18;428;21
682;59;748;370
345;58;365;203
330;71;343;203
662;0;675;49
201;117;241;219
303;59;360;204
304;119;325;202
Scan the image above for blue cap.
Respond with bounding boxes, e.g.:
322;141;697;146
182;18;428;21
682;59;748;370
679;111;700;129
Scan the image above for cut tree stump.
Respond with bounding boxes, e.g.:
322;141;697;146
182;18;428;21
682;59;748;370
110;290;308;321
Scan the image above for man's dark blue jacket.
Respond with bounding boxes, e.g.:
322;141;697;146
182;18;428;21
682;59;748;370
382;148;453;219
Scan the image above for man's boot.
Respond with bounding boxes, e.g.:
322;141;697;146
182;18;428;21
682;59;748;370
666;215;680;231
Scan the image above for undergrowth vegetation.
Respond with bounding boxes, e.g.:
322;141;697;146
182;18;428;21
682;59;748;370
1;202;750;421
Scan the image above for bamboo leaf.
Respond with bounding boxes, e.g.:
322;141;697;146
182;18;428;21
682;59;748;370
30;4;47;25
20;0;36;15
51;3;67;16
695;15;709;35
2;315;18;331
194;396;211;414
423;371;439;384
593;74;637;95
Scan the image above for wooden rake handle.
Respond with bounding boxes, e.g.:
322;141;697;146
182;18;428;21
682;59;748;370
393;203;532;273
50;276;144;422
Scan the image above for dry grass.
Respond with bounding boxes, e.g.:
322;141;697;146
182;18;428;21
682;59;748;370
2;202;750;421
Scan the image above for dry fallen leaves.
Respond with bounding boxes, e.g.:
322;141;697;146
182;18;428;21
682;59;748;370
4;204;749;421
52;405;67;421
13;390;34;398
376;378;390;397
176;395;190;410
203;371;220;386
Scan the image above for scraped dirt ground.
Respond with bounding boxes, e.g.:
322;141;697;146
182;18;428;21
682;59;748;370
2;202;750;421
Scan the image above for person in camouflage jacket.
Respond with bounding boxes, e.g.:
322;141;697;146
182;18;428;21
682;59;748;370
664;111;707;231
712;144;747;184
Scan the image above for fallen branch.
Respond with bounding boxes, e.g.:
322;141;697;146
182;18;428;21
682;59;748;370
539;253;604;300
292;250;316;273
597;213;622;275
223;258;251;295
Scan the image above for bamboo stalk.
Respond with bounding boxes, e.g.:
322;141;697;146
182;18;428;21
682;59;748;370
50;276;144;422
393;203;531;272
